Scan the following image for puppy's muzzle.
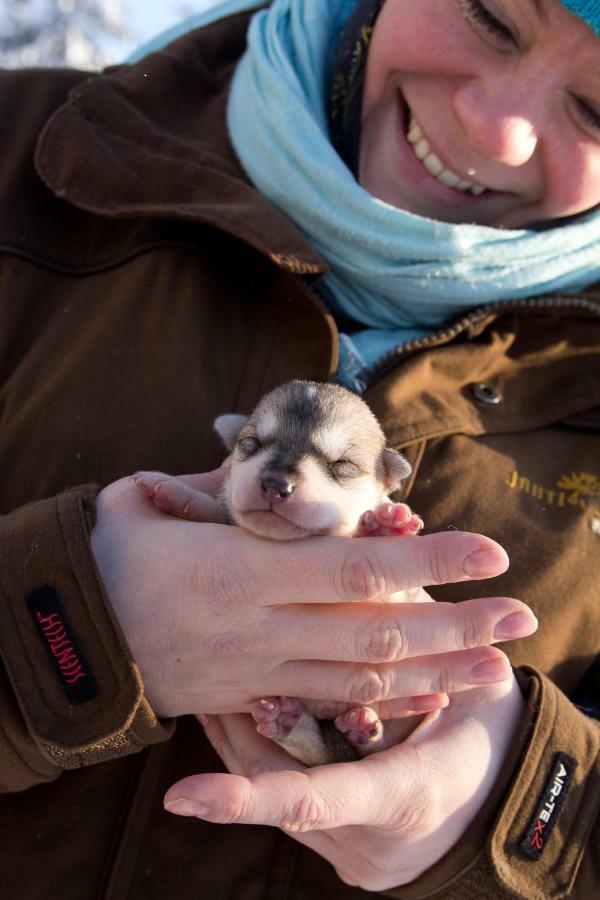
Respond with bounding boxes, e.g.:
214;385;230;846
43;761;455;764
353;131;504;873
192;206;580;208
261;473;295;501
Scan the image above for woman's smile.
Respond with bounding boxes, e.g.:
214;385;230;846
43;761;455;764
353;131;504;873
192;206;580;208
391;87;499;215
361;76;517;225
359;0;600;227
405;107;486;196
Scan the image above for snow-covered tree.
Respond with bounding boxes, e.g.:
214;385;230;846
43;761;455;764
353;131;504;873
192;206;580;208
0;0;134;69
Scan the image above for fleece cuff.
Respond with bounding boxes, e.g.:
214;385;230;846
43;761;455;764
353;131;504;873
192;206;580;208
385;668;599;899
0;486;173;780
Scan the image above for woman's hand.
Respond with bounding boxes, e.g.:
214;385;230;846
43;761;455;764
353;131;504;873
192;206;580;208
91;468;537;718
164;676;526;891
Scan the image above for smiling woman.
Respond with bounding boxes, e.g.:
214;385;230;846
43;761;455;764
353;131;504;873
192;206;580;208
0;1;598;899
227;0;600;387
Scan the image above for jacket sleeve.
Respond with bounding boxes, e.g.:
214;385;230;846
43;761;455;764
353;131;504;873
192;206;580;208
0;485;173;792
385;667;600;900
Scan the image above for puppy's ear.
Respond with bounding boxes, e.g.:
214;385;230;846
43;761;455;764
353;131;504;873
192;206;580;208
214;414;249;450
381;448;412;492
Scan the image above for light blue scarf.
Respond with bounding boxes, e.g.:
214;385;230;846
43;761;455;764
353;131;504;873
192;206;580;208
128;0;600;390
226;0;600;389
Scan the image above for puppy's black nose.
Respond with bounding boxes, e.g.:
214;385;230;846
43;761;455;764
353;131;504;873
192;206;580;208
261;473;295;500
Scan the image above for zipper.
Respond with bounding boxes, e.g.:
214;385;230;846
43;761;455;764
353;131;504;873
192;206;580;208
363;294;600;390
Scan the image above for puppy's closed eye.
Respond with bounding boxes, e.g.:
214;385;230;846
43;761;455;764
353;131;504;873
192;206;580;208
329;459;361;480
238;436;261;457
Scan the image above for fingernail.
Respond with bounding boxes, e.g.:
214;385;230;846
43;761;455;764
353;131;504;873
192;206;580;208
197;714;208;727
494;611;538;641
164;799;208;817
463;549;506;578
468;658;510;685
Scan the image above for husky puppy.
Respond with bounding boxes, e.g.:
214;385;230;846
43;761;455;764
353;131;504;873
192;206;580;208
214;380;413;540
137;380;423;765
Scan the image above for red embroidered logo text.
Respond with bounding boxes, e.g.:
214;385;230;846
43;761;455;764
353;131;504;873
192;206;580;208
36;611;87;685
26;585;98;704
521;754;577;861
530;820;546;852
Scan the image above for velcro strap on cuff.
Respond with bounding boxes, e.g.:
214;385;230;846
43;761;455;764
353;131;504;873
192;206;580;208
489;667;600;899
0;486;172;770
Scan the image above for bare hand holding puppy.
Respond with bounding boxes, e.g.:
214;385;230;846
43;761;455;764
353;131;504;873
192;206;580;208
117;382;537;761
135;381;428;762
139;382;536;889
163;675;527;892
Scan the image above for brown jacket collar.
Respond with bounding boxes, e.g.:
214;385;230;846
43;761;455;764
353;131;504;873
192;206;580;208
34;11;326;277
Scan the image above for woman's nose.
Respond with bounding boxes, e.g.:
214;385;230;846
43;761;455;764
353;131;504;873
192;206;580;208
453;80;539;166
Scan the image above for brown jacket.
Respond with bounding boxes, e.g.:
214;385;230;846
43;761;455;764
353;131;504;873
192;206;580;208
0;11;598;899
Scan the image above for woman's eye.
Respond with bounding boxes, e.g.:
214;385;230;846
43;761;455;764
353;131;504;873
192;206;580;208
238;436;261;456
329;459;360;480
575;97;600;137
459;0;515;46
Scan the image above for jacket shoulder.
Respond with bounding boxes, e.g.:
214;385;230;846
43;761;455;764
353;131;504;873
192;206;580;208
0;12;324;277
0;67;108;267
0;66;95;135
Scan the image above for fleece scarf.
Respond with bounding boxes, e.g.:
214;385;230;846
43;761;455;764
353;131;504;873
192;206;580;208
129;0;600;391
226;0;600;388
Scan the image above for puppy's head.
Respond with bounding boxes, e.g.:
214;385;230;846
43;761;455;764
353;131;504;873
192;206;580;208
215;381;410;540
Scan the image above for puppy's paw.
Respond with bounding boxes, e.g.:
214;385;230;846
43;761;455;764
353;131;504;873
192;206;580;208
252;696;305;740
131;471;224;522
355;502;424;537
334;706;384;746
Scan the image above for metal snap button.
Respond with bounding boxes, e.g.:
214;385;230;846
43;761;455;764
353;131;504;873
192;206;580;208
471;382;502;406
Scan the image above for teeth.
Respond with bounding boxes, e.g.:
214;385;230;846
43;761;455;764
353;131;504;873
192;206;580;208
422;153;443;176
414;139;429;160
406;113;486;196
437;170;460;188
407;121;422;143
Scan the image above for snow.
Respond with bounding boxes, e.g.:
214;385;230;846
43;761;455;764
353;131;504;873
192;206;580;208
0;0;221;69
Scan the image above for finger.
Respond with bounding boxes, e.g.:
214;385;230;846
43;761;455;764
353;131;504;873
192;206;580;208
197;714;252;777
134;462;230;499
249;531;509;606
214;715;394;865
167;715;337;856
270;645;513;704
187;717;421;887
164;743;415;832
304;694;448;719
175;460;231;496
200;713;322;779
220;713;307;774
266;596;537;663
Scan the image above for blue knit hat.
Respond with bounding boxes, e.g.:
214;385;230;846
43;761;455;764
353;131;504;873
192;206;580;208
561;1;600;36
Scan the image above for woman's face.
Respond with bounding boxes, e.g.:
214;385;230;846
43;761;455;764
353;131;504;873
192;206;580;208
360;0;600;227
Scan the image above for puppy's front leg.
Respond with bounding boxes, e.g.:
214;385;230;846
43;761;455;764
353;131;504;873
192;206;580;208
132;471;226;522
